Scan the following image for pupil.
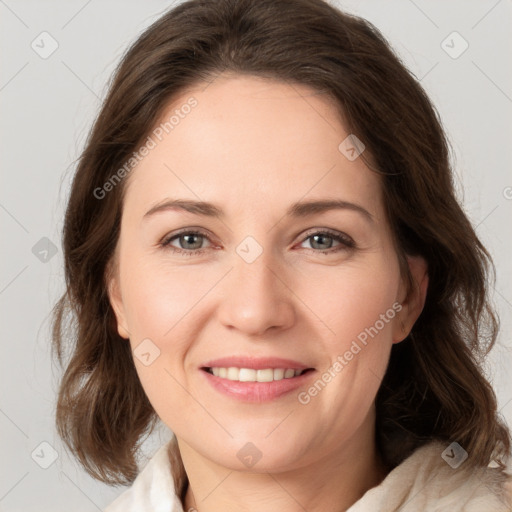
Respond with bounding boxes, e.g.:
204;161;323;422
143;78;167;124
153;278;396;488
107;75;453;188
182;234;202;249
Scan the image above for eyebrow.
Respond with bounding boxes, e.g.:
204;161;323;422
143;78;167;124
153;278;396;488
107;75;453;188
143;198;374;223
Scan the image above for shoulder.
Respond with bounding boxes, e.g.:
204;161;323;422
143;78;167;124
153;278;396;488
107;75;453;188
349;441;512;512
103;441;183;512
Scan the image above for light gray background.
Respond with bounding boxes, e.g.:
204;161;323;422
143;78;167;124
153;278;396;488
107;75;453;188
1;0;511;510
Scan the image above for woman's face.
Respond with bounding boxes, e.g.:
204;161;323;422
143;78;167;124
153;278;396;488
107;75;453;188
108;74;420;471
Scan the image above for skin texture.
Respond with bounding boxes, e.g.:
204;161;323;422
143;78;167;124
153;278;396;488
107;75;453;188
108;73;428;512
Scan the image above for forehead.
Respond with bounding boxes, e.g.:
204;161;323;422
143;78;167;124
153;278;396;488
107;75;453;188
122;74;382;220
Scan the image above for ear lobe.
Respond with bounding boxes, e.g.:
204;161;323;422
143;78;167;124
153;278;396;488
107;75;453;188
106;272;130;340
393;254;429;344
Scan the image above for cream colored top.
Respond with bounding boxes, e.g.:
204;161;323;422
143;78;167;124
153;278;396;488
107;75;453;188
105;438;512;512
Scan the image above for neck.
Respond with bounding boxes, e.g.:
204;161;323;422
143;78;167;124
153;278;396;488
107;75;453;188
177;414;387;512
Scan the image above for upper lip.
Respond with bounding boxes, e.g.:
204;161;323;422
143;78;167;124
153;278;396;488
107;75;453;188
201;356;314;371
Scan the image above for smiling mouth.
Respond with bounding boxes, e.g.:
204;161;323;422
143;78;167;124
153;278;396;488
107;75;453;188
201;367;315;382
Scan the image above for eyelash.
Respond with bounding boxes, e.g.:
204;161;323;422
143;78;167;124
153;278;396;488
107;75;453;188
159;228;356;257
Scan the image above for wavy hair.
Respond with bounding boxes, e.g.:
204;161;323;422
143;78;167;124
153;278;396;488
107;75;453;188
51;0;511;496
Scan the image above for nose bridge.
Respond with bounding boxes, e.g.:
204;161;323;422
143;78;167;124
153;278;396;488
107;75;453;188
216;239;295;335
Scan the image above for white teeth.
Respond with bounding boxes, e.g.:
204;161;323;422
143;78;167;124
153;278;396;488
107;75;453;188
227;367;239;380
239;368;256;382
273;368;285;380
256;369;274;382
208;367;307;382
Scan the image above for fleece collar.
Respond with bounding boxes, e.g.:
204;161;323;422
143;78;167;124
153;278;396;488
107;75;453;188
104;439;512;512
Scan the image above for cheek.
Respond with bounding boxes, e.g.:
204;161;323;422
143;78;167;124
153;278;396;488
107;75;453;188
121;257;210;341
119;256;225;399
295;260;400;437
300;256;401;356
119;260;207;415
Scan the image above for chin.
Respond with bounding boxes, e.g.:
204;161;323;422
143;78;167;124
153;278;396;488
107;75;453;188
202;434;313;473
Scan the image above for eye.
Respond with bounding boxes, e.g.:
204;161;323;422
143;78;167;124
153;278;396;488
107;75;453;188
160;229;212;256
299;229;355;254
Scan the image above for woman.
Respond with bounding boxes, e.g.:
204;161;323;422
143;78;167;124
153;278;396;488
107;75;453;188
51;0;512;510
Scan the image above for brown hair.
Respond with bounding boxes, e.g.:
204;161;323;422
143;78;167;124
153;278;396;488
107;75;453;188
51;0;511;495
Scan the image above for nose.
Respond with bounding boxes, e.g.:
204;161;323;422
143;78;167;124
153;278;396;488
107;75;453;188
216;248;296;337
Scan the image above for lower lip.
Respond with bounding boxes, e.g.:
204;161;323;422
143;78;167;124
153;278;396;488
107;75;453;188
201;369;315;402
